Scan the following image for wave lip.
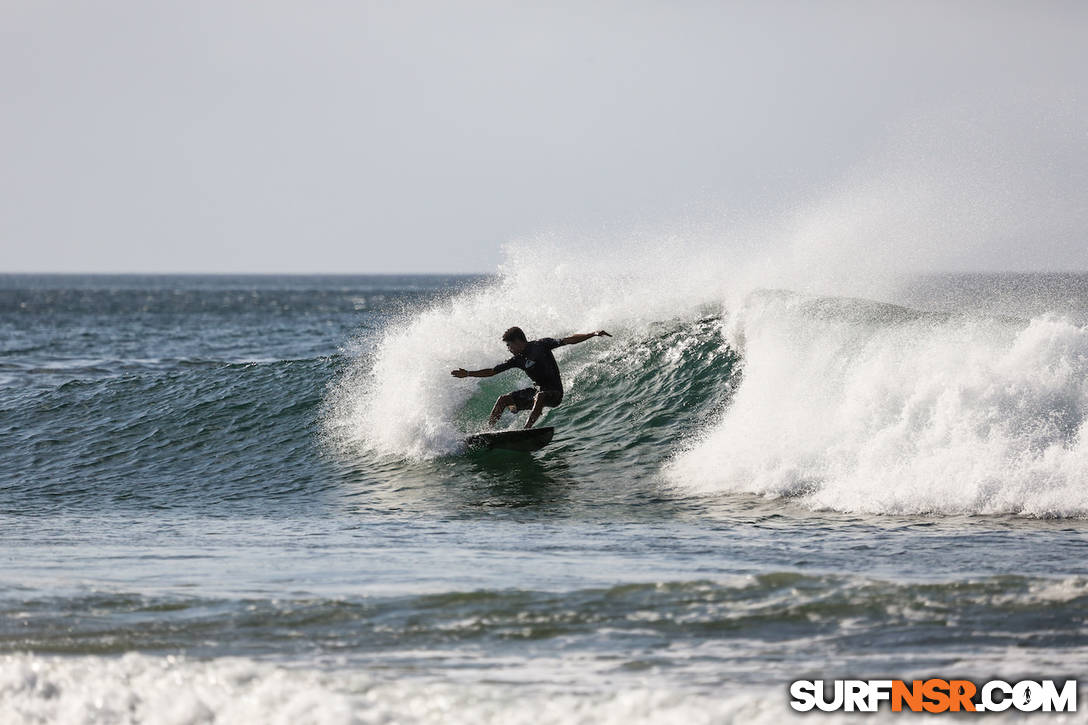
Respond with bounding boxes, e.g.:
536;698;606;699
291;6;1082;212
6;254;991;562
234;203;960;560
667;291;1088;518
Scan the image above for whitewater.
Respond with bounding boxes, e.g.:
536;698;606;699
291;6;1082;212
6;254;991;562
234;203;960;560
670;290;1088;517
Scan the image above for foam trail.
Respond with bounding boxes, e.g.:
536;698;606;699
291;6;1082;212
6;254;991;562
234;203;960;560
667;291;1088;517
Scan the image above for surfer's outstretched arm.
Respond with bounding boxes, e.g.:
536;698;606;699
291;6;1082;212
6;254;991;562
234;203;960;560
559;330;611;346
451;367;497;378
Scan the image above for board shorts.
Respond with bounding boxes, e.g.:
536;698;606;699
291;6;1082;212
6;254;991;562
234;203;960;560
509;387;563;411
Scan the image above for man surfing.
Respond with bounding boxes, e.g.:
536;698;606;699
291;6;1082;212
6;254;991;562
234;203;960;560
451;326;611;429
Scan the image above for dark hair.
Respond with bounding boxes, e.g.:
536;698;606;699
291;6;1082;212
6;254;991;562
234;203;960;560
502;326;527;343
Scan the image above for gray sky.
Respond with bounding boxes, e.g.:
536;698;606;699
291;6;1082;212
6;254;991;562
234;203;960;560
2;0;1085;274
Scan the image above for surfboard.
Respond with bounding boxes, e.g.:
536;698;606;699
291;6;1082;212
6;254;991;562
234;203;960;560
465;426;555;452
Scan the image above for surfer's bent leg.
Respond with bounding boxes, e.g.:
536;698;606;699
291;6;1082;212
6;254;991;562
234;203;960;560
524;390;562;429
524;398;547;429
492;388;538;427
489;394;514;427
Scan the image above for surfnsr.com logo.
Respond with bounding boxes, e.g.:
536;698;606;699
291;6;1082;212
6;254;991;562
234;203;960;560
789;679;1078;713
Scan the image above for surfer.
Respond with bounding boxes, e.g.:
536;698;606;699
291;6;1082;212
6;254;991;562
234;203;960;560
451;326;611;429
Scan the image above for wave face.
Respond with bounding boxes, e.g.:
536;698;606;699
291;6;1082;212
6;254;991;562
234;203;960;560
2;356;341;508
0;275;475;512
667;290;1088;517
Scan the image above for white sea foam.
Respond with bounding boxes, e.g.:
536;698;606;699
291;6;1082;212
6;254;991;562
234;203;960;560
0;653;798;725
4;654;1078;725
666;291;1088;517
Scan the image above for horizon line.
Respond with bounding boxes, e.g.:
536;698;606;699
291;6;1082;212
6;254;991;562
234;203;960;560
0;270;496;277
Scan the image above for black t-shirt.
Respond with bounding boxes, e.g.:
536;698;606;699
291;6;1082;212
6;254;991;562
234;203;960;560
493;337;564;392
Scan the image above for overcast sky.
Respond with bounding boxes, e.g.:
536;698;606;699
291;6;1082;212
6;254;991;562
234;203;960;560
2;0;1085;274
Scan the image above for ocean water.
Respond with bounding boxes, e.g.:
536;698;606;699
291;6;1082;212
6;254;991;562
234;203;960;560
2;270;1087;724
